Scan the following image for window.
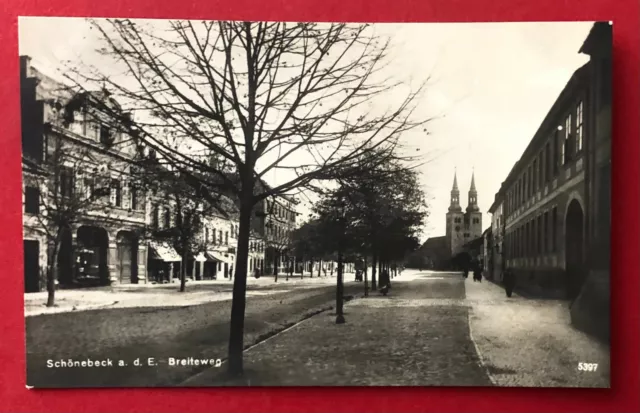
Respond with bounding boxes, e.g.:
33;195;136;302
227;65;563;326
576;101;584;152
563;114;572;164
205;227;209;242
533;159;538;193
152;205;159;229
543;211;549;253
553;133;560;175
212;228;217;244
131;186;139;210
464;233;470;238
84;176;95;200
537;215;542;255
552;207;558;252
539;152;545;188
218;230;223;244
225;231;229;245
164;207;171;229
100;125;114;146
545;142;551;182
25;186;39;215
59;166;74;198
111;179;121;207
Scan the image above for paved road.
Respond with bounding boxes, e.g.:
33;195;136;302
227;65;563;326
186;270;493;386
26;280;365;388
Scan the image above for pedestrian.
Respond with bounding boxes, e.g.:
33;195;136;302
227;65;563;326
504;269;515;297
473;261;482;282
229;265;234;281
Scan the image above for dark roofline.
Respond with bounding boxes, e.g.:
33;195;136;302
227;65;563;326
579;22;612;57
502;62;590;190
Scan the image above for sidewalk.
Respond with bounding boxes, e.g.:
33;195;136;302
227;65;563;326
465;278;610;388
24;274;349;317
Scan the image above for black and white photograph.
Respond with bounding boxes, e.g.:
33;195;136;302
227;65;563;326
19;17;611;388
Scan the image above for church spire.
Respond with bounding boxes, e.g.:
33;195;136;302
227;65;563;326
470;170;476;192
467;169;479;212
449;169;462;212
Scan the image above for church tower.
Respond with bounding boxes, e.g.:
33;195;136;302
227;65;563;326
466;171;483;241
445;170;464;257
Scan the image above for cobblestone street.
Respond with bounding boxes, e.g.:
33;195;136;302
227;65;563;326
26;269;610;388
184;270;610;387
26;277;363;387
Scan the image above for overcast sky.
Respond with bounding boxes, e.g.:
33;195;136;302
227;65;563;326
18;18;594;242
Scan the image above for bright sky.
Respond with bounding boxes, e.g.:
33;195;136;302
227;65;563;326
18;18;594;242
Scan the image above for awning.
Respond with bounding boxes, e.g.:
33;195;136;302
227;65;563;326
194;252;207;262
148;241;182;262
205;250;231;264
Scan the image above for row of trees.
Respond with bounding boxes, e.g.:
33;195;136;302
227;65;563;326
52;19;431;377
289;150;426;311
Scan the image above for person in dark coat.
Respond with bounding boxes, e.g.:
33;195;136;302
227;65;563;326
503;269;515;297
473;261;483;282
462;260;470;279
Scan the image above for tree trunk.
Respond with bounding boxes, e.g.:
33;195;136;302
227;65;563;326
274;250;279;282
336;236;345;324
46;235;62;308
179;249;188;292
364;256;369;297
227;194;253;377
371;253;378;291
310;259;314;278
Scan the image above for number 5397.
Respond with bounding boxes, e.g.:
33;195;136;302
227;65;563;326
578;362;598;372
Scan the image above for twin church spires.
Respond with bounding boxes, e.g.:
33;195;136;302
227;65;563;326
449;169;479;213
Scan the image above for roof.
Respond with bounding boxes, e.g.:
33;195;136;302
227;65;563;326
464;236;484;250
579;22;612;58
421;236;448;251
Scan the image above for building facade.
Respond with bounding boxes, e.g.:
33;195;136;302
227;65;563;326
250;190;298;275
22;157;49;293
20;55;267;291
487;191;505;281
21;56;150;289
445;171;483;259
496;22;611;311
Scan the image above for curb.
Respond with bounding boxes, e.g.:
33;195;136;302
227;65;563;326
179;292;364;386
466;311;497;386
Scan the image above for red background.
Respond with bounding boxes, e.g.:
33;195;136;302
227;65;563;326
0;0;638;412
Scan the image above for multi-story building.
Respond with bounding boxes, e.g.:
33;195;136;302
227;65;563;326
21;56;149;289
22;157;49;292
445;171;483;259
250;184;298;275
20;55;267;290
487;189;505;281
497;21;611;318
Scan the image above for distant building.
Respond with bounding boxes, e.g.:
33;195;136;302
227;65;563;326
445;171;483;259
487;189;505;281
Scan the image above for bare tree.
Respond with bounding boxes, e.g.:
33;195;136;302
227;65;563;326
67;19;430;376
24;127;115;307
